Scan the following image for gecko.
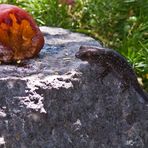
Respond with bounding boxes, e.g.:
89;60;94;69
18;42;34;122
75;45;148;103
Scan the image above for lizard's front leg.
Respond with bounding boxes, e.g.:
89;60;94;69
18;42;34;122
97;63;111;84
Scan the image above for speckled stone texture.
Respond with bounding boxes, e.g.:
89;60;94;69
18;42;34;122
0;27;148;148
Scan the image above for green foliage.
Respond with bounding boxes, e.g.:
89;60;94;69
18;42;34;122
0;0;148;90
23;0;71;27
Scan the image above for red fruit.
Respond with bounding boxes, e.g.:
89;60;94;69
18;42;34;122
0;4;44;62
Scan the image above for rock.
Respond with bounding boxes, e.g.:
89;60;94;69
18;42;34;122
0;26;148;148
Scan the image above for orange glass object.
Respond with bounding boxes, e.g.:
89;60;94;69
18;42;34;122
0;4;44;62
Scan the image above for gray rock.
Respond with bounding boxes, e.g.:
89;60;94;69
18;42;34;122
0;26;148;148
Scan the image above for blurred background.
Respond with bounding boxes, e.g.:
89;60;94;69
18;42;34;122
0;0;148;91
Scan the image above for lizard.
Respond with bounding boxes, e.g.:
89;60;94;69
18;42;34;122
75;45;148;103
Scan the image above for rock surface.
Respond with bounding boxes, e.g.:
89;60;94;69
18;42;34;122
0;26;148;148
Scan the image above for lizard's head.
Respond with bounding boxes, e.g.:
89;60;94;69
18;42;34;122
75;46;105;62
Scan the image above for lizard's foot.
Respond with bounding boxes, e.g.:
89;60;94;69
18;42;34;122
120;80;130;92
97;67;111;84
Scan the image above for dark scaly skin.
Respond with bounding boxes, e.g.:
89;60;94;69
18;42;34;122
75;46;148;103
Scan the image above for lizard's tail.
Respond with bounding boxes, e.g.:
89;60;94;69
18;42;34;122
142;91;148;102
134;84;148;103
